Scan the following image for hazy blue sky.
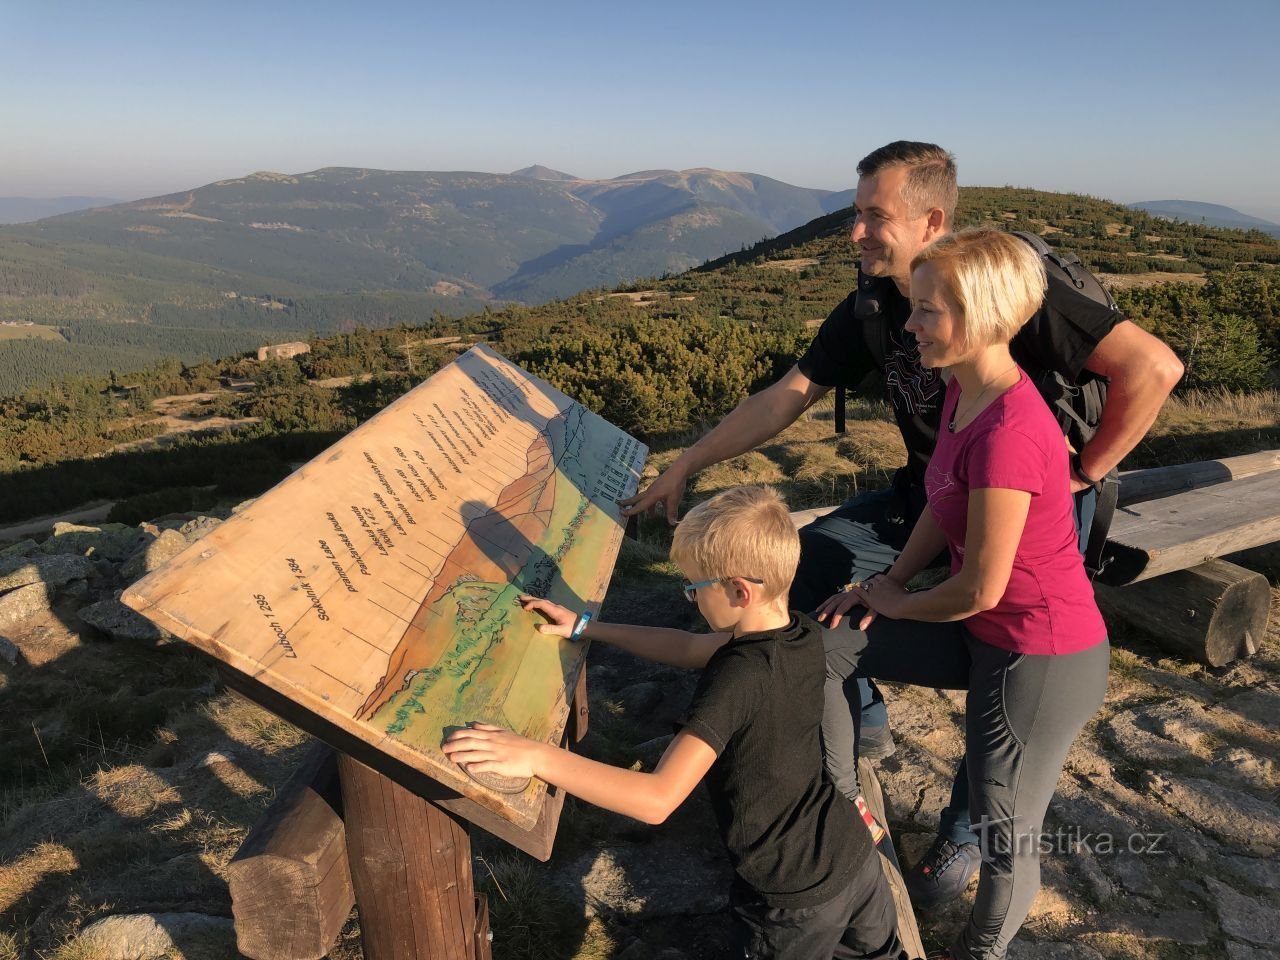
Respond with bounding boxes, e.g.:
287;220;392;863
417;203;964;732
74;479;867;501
4;0;1279;219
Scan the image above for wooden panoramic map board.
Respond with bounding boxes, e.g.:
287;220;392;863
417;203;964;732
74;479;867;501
123;344;647;836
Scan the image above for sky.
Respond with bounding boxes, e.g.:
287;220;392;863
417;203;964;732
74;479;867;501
3;0;1279;220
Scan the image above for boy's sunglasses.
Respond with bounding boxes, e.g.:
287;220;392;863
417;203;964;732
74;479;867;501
681;576;764;602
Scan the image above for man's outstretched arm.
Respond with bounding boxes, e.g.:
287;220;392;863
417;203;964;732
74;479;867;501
620;364;831;523
1075;320;1183;487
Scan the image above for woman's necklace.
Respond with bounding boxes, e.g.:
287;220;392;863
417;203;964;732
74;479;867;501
948;365;1019;432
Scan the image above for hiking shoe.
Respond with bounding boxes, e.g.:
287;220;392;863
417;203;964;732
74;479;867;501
906;836;981;909
859;721;897;760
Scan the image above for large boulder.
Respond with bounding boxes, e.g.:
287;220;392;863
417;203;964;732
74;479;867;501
120;529;189;582
0;554;97;594
77;593;174;644
78;912;233;960
178;515;222;543
39;522;149;563
0;582;54;632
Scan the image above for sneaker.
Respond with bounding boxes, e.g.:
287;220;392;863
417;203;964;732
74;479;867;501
906;836;981;909
859;721;897;760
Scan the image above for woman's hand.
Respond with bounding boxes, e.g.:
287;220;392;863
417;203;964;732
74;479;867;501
856;575;911;620
441;722;544;780
815;574;911;629
517;595;577;639
815;582;877;630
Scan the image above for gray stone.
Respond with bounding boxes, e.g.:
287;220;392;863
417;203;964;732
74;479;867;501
1092;909;1210;945
120;529;188;582
77;594;172;644
1226;942;1280;959
0;538;37;559
1206;877;1280;946
1152;774;1280;852
0;635;18;665
1104;700;1215;763
557;839;731;918
1072;853;1114;903
178;515;222;543
231;498;258;514
0;582;53;630
1106;852;1159;898
1006;943;1106;960
616;680;667;717
1216;746;1278;793
78;912;233;960
1221;855;1280;893
40;522;148;562
0;554;96;593
1222;686;1280;730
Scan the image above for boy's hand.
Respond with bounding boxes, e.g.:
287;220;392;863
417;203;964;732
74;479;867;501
517;595;577;638
442;722;543;780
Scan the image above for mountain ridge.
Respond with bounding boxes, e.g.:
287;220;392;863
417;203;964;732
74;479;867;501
1129;200;1280;239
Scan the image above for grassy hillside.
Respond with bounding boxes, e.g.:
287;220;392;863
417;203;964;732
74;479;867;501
0;168;856;392
0;181;1277;526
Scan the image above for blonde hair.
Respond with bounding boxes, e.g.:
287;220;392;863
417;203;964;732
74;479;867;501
911;228;1047;348
670;485;798;604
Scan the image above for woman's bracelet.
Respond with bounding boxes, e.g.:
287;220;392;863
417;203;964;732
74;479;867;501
569;610;593;642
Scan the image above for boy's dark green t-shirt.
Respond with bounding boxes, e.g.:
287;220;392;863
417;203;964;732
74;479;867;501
679;613;872;908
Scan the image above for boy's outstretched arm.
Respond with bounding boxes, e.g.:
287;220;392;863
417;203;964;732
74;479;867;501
442;723;716;825
520;595;729;669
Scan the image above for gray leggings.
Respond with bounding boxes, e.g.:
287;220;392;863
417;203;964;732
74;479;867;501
822;620;1109;960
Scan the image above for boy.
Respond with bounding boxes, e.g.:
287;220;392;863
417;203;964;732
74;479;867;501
443;486;905;959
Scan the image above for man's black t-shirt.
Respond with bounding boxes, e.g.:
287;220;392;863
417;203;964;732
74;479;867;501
679;614;872;908
797;268;1121;488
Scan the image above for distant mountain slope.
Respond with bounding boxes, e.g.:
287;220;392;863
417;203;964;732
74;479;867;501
511;165;580;180
6;167;851;305
1129;200;1280;238
0;196;119;224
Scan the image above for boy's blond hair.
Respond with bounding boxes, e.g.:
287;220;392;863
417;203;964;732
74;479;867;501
670;485;798;604
911;227;1048;348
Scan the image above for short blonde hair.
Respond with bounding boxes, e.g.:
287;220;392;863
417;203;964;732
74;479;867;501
911;228;1047;348
670;485;798;604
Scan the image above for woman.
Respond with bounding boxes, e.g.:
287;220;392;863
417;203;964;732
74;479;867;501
816;227;1109;960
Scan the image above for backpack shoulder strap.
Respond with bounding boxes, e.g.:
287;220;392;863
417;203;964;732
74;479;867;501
853;269;894;367
834;269;895;435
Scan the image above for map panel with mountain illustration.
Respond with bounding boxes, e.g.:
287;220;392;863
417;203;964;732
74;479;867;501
122;344;647;829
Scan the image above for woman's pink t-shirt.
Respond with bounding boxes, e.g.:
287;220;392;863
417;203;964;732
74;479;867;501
925;371;1107;655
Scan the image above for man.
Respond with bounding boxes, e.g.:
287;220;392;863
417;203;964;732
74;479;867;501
621;141;1183;909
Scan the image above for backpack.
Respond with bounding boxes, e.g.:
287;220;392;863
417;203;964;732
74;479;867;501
836;230;1120;577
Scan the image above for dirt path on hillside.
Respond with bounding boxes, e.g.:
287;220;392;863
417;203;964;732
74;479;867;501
0;500;116;540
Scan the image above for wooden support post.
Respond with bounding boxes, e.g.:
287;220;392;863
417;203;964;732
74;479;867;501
338;753;482;960
228;743;354;960
1095;558;1271;667
857;757;925;960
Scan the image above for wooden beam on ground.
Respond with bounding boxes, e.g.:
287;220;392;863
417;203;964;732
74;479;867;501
1117;450;1280;507
1095;558;1270;667
228;743;354;960
338;754;480;960
1099;472;1280;585
858;757;925;960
